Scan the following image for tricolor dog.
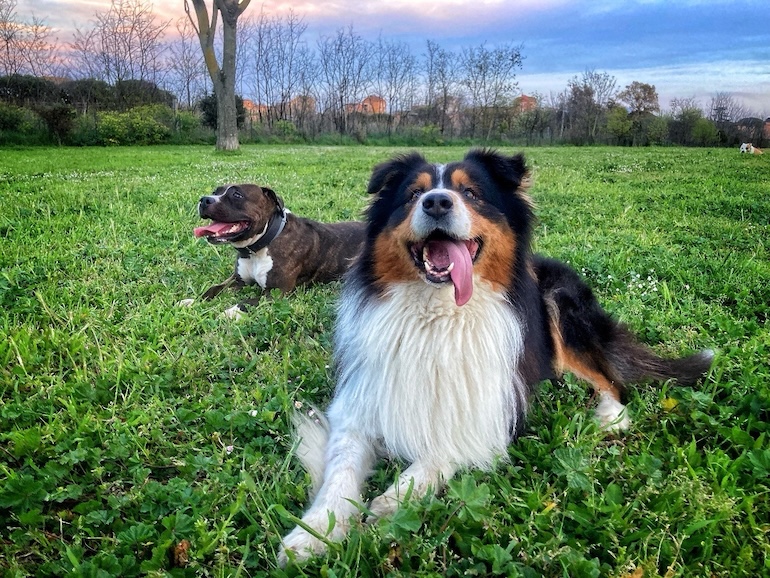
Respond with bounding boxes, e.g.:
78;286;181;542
190;183;365;318
278;149;713;564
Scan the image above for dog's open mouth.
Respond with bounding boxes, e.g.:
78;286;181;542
194;220;251;242
409;233;481;306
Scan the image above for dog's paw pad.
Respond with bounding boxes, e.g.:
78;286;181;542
177;298;195;307
594;394;631;432
222;305;244;320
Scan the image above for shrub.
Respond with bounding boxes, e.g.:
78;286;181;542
36;104;77;145
0;102;27;131
69;114;100;146
97;107;172;145
0;102;48;144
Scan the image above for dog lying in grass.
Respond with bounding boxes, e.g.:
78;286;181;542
278;149;714;565
183;183;365;319
740;143;763;154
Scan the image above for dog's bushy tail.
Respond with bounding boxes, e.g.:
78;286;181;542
535;256;714;395
605;324;714;387
292;408;330;498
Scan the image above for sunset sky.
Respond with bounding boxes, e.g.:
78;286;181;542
19;0;770;115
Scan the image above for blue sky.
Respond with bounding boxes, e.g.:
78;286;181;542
22;0;770;116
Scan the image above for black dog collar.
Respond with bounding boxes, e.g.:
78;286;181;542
237;193;287;257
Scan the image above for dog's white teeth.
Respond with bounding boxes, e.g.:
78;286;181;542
446;262;454;273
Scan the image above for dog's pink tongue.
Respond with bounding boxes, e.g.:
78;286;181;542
428;239;473;306
194;222;232;237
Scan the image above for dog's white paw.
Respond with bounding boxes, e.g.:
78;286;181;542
222;305;244;320
278;525;328;566
278;508;350;566
177;298;195;307
594;393;631;431
368;493;399;520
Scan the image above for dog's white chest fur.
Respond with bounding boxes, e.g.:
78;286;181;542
332;281;527;468
236;249;273;288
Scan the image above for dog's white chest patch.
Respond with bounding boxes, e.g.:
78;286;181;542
236;249;273;289
333;281;527;468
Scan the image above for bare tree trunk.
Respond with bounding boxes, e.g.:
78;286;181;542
185;0;250;151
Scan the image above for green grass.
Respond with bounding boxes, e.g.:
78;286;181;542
1;145;768;577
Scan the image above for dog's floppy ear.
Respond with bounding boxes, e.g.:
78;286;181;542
463;148;529;194
367;152;427;196
261;186;285;212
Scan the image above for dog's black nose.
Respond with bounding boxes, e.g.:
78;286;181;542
421;191;453;219
198;195;218;217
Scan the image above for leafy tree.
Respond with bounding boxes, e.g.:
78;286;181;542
606;105;633;144
646;115;669;145
617;81;660;116
692;117;719;146
618;81;660;145
0;74;60;106
61;78;114;115
669;97;703;145
114;79;174;110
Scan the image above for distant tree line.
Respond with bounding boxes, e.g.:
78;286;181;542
1;0;767;147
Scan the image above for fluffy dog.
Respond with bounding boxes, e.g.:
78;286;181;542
278;150;713;564
187;183;365;318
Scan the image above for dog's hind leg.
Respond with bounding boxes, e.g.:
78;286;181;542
535;256;713;431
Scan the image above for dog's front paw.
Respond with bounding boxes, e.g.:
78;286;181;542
368;493;399;520
278;525;328;566
278;508;352;566
222;305;244;320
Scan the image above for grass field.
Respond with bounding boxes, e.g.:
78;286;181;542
1;144;768;577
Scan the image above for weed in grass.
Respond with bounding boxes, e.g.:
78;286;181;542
0;145;768;576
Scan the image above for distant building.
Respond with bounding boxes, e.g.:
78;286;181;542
514;94;538;112
345;95;386;114
242;99;268;122
290;95;317;118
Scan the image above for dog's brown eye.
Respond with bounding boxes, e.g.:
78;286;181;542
410;188;424;201
231;190;243;199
